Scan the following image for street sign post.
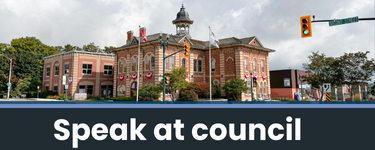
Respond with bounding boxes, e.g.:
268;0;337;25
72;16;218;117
62;76;66;85
323;83;331;93
329;16;358;26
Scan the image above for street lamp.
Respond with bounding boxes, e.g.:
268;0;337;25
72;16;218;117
250;71;253;101
160;32;169;101
0;54;12;100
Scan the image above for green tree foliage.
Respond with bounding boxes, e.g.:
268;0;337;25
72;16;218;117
83;42;100;52
302;51;344;100
222;78;249;101
339;51;375;101
12;76;32;96
138;82;162;100
178;88;198;101
160;67;189;101
104;46;116;53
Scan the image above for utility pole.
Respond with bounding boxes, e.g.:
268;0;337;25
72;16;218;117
160;33;169;101
0;54;12;100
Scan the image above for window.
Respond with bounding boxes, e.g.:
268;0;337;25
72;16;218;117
194;59;197;72
46;67;50;77
261;60;264;72
45;86;49;91
253;59;257;72
170;57;174;70
182;58;186;68
244;58;248;71
79;85;86;93
123;61;127;73
55;66;59;76
165;58;168;70
145;57;150;71
104;65;113;75
65;64;69;75
132;59;135;72
151;56;155;70
198;60;202;72
211;59;215;72
82;64;92;75
87;85;93;95
53;86;58;93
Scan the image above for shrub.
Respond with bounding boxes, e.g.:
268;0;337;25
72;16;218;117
87;94;102;101
47;95;59;99
57;95;72;100
110;97;136;101
39;90;58;98
178;89;198;101
213;84;221;98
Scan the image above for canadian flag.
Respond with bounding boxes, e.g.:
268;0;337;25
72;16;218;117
140;28;146;42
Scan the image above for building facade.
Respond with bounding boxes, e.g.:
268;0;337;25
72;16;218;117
111;5;275;101
270;69;310;99
43;51;115;98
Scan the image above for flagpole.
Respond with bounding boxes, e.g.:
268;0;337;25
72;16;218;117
136;26;140;102
209;26;212;101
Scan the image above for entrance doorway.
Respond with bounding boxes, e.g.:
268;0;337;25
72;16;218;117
131;82;137;97
101;85;114;98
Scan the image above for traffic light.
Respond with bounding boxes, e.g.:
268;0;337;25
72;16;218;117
183;43;190;58
300;15;312;38
164;76;171;84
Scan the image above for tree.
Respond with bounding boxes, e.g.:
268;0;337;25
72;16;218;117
339;51;375;101
302;51;344;101
222;78;249;101
138;82;162;100
160;67;189;101
104;46;116;53
12;76;32;97
83;42;100;52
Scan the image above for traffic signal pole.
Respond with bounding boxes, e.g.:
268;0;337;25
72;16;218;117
311;17;375;23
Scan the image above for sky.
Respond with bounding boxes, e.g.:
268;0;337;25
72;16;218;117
0;0;374;71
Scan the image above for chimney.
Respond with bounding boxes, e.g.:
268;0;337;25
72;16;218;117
140;27;146;42
126;30;134;45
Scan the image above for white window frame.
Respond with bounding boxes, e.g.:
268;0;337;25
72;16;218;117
82;64;92;75
170;56;174;70
54;66;59;76
145;56;150;71
65;64;69;75
253;59;257;72
211;59;215;72
244;58;248;72
104;65;113;76
46;67;50;77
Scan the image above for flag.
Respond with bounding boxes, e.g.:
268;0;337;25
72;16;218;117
209;29;219;48
140;28;147;42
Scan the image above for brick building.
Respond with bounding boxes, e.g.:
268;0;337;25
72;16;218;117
270;69;310;99
43;51;115;98
111;5;275;101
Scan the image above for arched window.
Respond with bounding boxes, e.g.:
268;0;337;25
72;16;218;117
123;61;127;73
145;57;149;71
261;60;264;72
182;58;186;68
263;82;267;94
131;59;135;72
170;57;174;70
253;59;257;72
151;56;155;70
244;58;248;71
211;59;215;72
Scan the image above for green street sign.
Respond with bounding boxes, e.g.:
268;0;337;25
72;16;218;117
329;16;358;26
7;83;11;86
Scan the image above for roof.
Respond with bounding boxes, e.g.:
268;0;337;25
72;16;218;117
172;4;193;24
43;50;114;59
113;33;276;52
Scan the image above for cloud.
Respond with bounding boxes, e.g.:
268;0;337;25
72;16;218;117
0;0;373;73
